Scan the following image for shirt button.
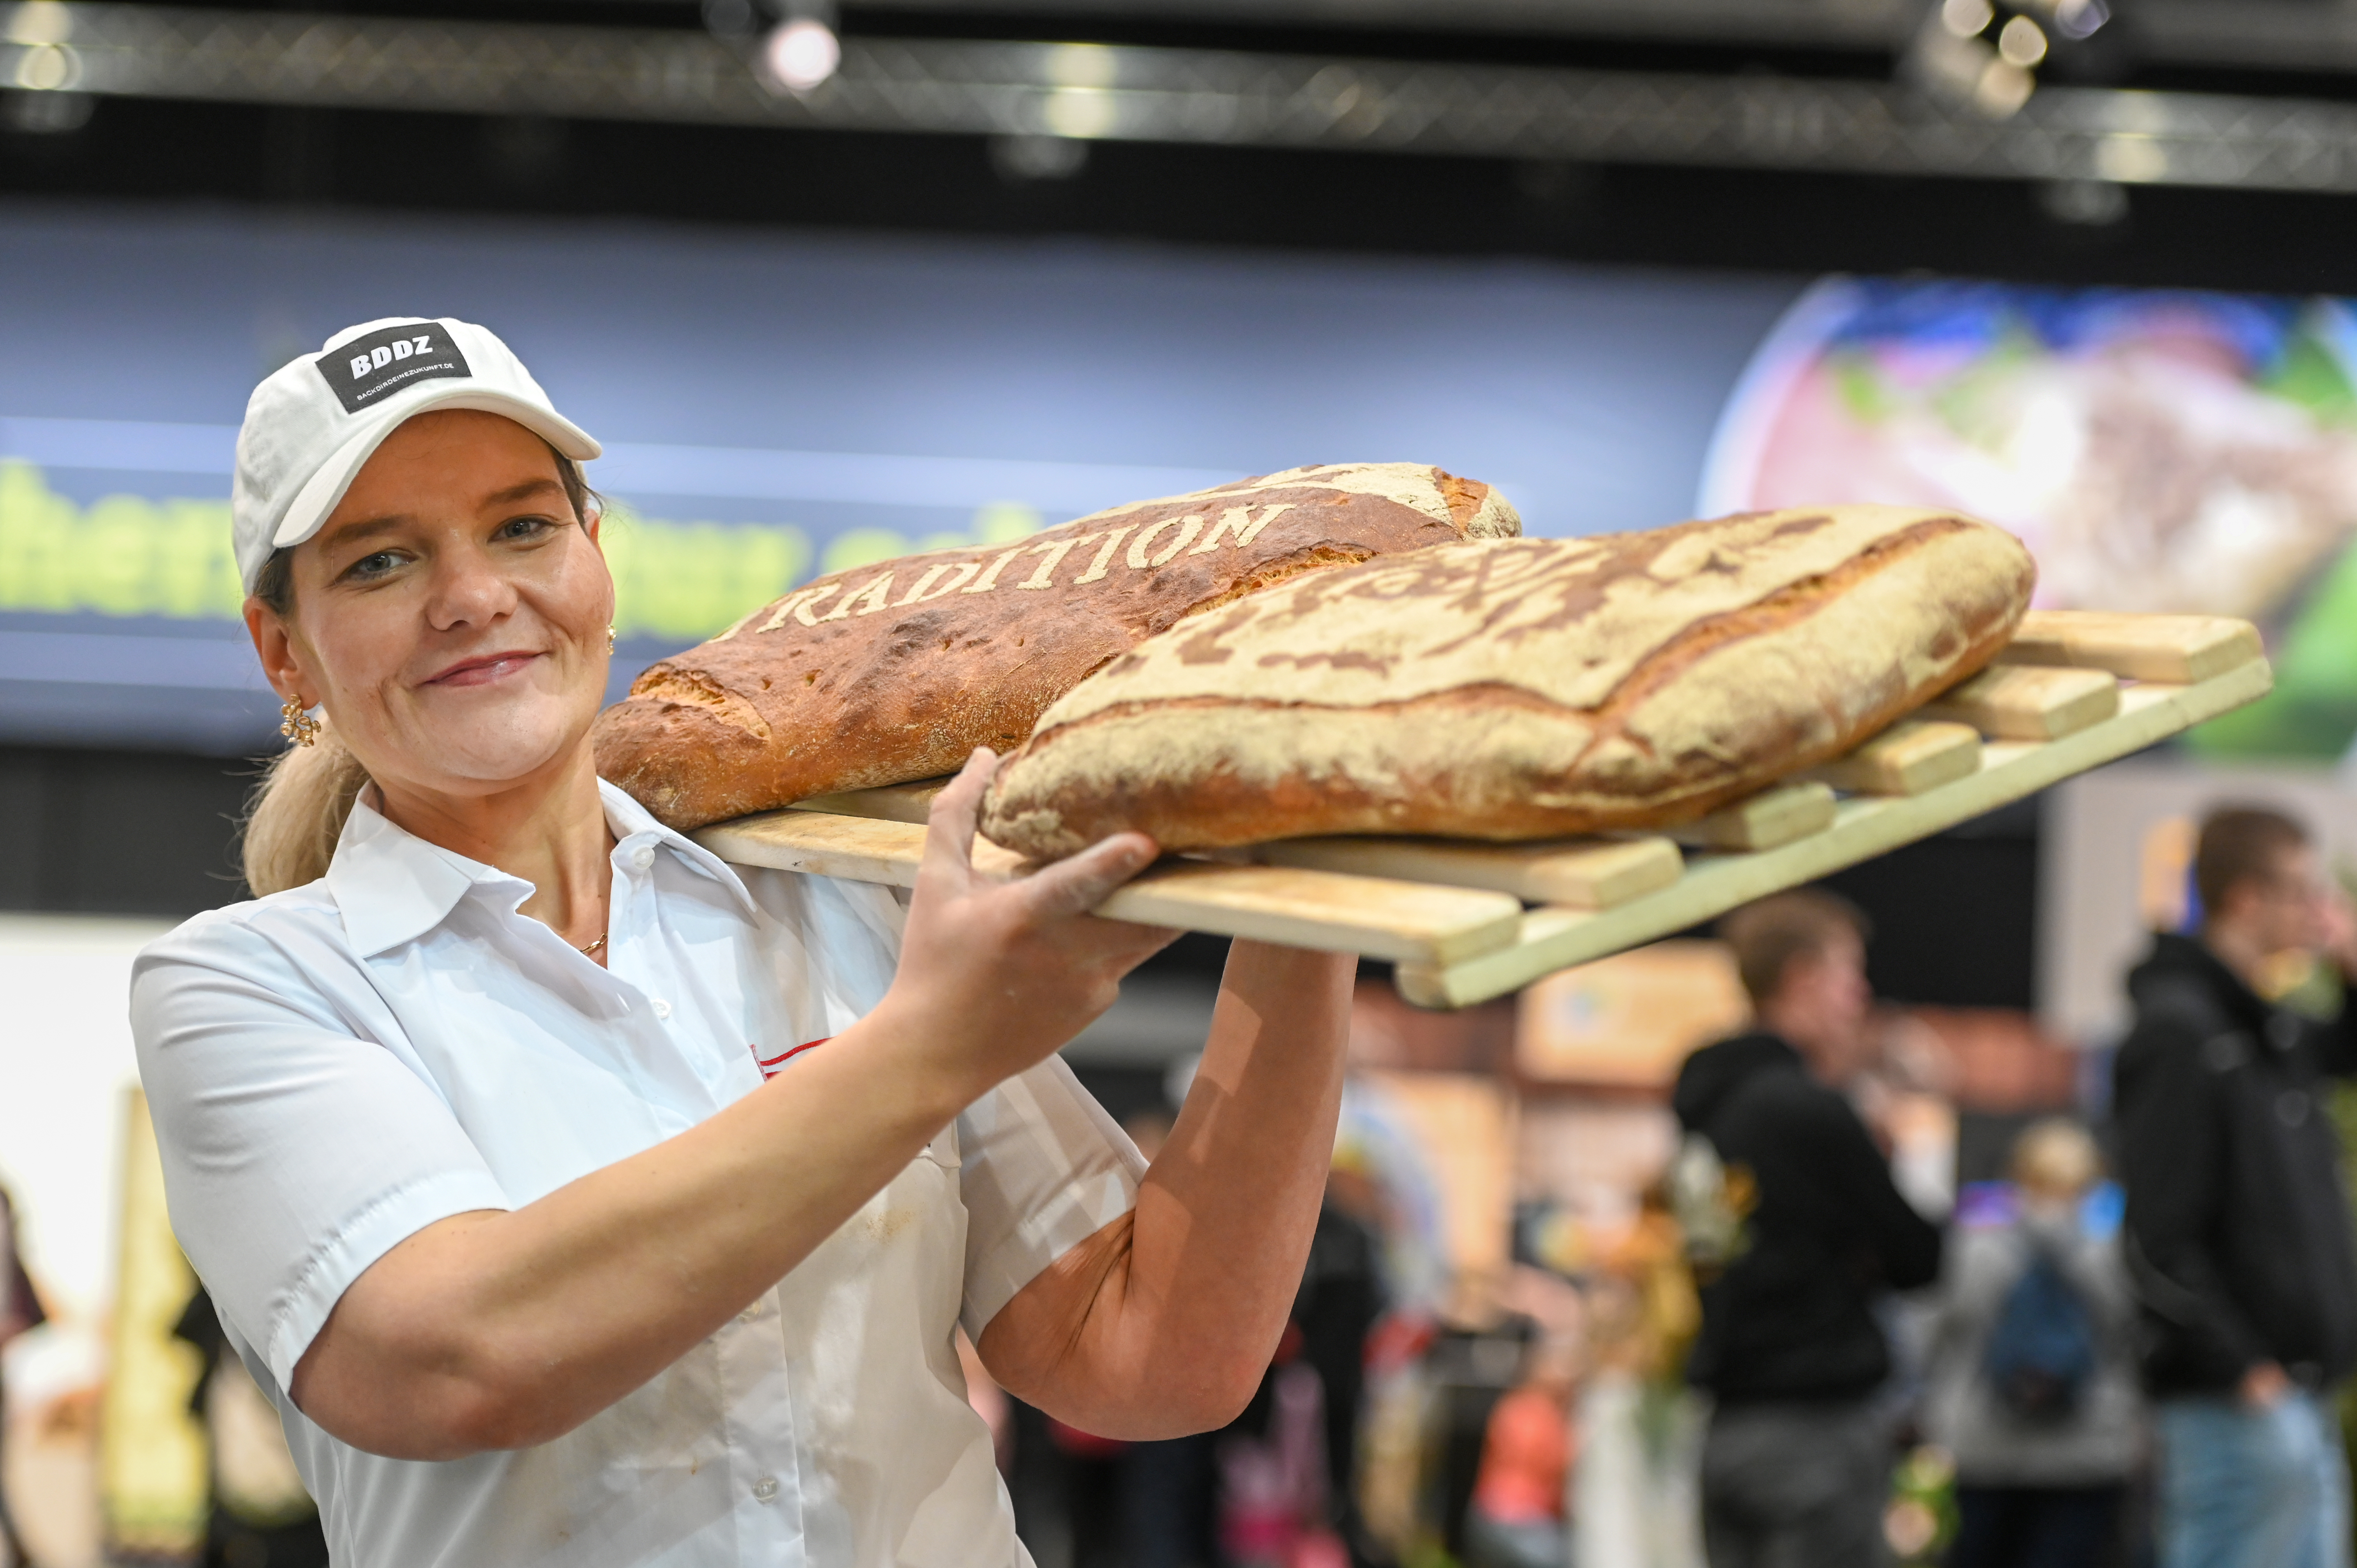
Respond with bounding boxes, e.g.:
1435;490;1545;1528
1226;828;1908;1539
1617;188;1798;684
752;1476;779;1504
631;846;655;871
652;998;673;1020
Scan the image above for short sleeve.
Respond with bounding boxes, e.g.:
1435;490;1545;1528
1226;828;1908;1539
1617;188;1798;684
955;1056;1145;1338
131;917;514;1392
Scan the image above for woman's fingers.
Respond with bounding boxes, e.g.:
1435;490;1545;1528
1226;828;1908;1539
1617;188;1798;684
1016;831;1159;923
918;748;1000;892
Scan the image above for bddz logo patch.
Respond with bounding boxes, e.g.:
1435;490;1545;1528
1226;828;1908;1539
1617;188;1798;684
318;321;472;414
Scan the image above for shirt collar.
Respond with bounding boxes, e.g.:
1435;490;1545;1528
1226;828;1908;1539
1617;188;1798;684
596;778;762;921
323;779;759;959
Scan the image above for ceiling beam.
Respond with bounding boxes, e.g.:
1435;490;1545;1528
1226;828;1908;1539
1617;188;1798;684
839;0;1912;50
10;3;2357;194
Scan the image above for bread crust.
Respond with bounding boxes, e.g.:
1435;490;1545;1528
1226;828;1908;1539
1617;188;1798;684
592;464;1519;829
980;506;2036;857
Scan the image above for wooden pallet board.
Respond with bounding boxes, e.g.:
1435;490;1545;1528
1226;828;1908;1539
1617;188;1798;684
696;610;2272;1009
1995;611;2263;684
1805;720;1981;796
1919;664;2120;740
698;810;1527;966
1249;832;1681;909
1391;653;2271;1007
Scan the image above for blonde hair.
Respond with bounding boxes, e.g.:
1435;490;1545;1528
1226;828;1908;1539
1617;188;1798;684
2009;1118;2102;1202
242;718;371;895
236;438;598;897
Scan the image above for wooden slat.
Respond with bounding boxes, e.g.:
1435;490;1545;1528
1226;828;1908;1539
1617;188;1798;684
1250;833;1681;910
1392;657;2273;1008
1108;863;1524;964
699;809;1019;886
790;778;949;825
1920;664;2119;740
697;810;1525;966
1996;609;2264;684
1806;720;1982;796
1667;781;1836;851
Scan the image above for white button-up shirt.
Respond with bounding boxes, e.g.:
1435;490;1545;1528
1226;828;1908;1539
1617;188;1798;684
131;782;1145;1568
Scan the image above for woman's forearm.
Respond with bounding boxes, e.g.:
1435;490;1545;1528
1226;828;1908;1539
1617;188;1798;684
292;1010;964;1458
979;941;1354;1437
292;755;1173;1460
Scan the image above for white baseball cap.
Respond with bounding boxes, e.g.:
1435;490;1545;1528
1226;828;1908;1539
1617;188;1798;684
231;316;601;594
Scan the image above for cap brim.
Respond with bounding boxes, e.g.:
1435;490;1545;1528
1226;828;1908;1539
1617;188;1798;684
272;390;603;553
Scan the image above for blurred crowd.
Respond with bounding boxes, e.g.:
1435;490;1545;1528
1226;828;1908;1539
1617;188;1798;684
3;799;2355;1568
950;800;2357;1568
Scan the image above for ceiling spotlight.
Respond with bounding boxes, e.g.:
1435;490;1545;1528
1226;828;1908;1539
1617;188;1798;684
1941;0;1995;39
762;17;839;93
1998;14;2050;67
2052;0;2109;40
1974;58;2035;116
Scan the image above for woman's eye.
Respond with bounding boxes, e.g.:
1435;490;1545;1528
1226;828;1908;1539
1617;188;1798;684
346;550;403;580
497;514;559;542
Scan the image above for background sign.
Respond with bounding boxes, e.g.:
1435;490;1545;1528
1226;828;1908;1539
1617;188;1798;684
1704;277;2357;764
0;203;1793;753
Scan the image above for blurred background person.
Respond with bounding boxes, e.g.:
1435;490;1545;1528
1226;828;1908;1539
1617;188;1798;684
1210;1167;1385;1568
171;1285;329;1568
1674;890;1944;1568
0;1186;39;1568
2114;805;2357;1568
1924;1118;2140;1568
1463;1333;1579;1568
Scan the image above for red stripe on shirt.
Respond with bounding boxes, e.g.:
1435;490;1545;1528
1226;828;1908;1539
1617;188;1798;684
756;1038;831;1079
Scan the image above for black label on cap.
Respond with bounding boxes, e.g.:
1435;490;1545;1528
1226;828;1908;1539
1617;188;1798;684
317;321;472;414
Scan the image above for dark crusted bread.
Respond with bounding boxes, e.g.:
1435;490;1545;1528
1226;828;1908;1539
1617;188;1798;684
594;464;1520;829
980;505;2035;858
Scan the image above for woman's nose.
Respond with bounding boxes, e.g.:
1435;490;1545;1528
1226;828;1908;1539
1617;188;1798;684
426;548;520;628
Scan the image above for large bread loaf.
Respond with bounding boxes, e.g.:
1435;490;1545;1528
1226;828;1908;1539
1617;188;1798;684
594;463;1520;828
981;506;2035;857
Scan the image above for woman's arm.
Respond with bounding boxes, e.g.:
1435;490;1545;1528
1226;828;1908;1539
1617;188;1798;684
974;939;1355;1438
291;750;1174;1460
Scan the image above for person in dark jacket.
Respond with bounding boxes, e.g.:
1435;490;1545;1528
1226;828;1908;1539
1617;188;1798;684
2113;804;2357;1568
1673;889;1944;1568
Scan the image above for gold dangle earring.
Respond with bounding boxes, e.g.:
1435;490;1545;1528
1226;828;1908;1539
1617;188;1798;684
279;693;321;747
607;625;617;655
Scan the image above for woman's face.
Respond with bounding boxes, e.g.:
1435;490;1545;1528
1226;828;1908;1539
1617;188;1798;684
247;409;615;802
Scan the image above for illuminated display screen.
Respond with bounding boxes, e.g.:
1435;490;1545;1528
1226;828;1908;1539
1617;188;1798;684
1706;279;2357;763
0;205;1791;754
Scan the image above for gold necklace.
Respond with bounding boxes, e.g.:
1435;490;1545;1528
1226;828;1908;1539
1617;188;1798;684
578;932;608;957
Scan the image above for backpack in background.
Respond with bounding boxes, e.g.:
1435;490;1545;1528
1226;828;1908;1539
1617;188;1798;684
1982;1243;2100;1421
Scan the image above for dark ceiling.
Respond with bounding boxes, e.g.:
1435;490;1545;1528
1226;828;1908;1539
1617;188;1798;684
9;1;2357;290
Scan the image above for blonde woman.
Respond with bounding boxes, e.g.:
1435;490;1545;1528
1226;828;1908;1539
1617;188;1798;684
1925;1119;2141;1568
131;318;1352;1567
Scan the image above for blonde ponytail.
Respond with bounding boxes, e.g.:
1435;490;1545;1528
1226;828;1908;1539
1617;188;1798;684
241;718;370;896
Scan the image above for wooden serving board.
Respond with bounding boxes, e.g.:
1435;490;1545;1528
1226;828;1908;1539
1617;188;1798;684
696;611;2271;1010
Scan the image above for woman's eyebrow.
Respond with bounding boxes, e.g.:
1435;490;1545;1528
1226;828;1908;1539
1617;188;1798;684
316;514;409;553
482;477;566;508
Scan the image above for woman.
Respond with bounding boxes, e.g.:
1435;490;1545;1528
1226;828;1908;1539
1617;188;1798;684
1924;1119;2141;1568
132;317;1353;1566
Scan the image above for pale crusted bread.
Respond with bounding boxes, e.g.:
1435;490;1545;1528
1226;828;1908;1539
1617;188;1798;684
981;506;2035;857
594;463;1519;830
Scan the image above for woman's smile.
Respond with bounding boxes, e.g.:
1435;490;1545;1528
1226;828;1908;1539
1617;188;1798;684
424;648;546;689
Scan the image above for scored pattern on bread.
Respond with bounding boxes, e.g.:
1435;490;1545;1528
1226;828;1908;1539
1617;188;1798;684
593;463;1520;830
979;505;2037;858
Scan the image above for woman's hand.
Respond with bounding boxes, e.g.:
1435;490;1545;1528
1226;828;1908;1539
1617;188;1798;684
871;747;1180;1105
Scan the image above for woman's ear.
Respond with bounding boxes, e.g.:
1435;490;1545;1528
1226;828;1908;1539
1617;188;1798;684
244;597;317;707
581;498;604;550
